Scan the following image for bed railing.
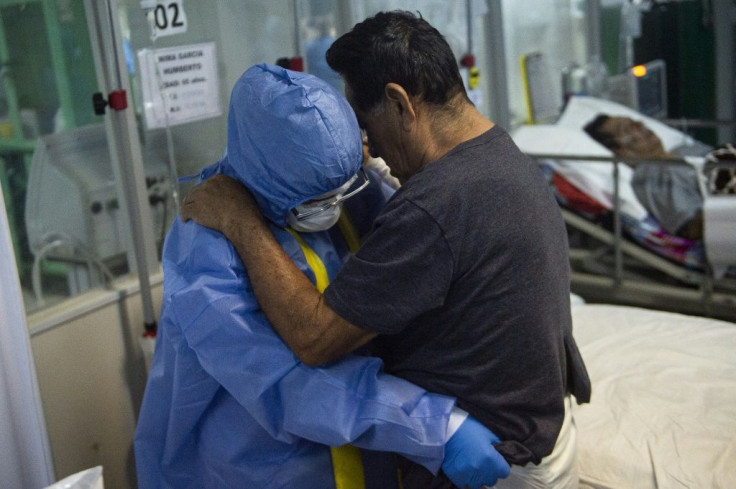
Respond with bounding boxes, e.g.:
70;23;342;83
526;152;736;322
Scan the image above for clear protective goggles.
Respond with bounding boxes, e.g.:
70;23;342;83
290;167;370;221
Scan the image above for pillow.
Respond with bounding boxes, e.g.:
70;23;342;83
511;124;648;220
556;96;694;152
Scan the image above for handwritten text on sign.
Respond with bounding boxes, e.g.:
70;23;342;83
138;42;222;129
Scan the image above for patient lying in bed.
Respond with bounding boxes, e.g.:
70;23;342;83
582;114;707;240
512;95;736;275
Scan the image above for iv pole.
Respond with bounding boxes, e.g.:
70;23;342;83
85;0;159;338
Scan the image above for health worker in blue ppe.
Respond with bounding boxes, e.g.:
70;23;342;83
135;63;510;489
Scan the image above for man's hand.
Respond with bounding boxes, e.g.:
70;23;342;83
441;416;511;489
180;174;263;238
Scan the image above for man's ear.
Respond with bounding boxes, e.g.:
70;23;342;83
384;83;416;131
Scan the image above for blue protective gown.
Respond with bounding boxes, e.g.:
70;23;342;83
134;64;456;489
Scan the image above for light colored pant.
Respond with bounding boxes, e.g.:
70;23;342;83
491;396;579;489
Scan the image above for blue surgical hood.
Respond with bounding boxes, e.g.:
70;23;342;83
221;63;362;227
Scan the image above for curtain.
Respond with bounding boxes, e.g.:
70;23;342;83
0;184;55;488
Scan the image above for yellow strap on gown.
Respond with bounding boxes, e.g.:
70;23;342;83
287;226;365;489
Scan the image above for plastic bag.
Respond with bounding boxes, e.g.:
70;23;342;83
44;466;104;489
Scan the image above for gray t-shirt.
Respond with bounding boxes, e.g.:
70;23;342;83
325;127;591;470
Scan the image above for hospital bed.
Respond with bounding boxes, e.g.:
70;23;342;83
512;96;736;322
570;299;736;488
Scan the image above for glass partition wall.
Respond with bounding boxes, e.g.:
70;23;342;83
0;0;103;313
4;0;302;314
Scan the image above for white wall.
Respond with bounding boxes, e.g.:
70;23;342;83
28;274;164;489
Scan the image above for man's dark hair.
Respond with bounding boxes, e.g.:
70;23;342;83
326;10;466;113
583;114;619;149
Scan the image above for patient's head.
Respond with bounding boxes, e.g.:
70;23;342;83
584;114;669;159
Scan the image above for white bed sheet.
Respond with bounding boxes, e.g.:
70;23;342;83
571;304;736;489
511;124;648;220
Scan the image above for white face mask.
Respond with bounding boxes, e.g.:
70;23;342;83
286;202;343;232
286;173;362;233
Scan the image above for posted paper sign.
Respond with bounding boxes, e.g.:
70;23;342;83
138;42;222;129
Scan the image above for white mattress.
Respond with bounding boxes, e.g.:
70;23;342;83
571;304;736;489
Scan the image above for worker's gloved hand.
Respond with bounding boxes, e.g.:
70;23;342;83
441;416;511;489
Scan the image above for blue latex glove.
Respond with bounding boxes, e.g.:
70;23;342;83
441;416;511;489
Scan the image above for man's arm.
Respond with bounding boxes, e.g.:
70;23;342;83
167;226;508;484
181;174;375;366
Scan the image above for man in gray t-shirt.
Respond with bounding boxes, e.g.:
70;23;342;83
325;125;590;486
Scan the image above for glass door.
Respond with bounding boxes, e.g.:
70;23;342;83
0;0;120;312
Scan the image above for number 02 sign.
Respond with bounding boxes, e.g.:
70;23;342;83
147;0;187;39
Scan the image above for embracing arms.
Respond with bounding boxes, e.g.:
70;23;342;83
180;175;511;487
181;174;375;366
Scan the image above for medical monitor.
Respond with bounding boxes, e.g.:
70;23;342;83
607;59;668;119
634;60;667;118
25;124;170;263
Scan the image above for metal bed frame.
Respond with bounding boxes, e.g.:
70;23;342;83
528;152;736;323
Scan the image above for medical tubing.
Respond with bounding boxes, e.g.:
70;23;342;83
146;181;170;257
31;240;63;306
164;124;180;210
31;233;115;306
145;11;182;212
